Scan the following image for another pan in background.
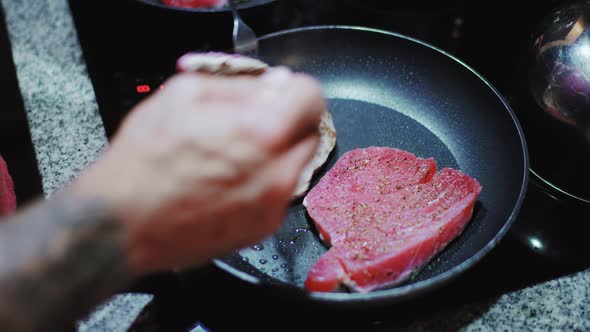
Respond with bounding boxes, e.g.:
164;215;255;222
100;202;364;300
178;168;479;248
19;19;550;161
135;0;275;12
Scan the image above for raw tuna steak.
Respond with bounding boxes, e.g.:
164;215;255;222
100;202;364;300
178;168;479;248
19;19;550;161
303;147;481;293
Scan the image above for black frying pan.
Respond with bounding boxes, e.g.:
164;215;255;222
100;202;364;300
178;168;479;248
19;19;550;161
212;26;528;306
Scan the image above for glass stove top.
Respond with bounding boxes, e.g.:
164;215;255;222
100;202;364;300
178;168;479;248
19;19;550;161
65;0;590;330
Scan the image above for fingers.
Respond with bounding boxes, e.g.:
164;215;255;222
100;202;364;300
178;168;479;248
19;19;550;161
263;134;321;202
160;73;255;105
257;74;326;154
158;70;326;156
259;66;292;85
235;134;320;242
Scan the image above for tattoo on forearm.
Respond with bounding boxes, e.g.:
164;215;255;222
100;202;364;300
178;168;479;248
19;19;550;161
0;197;130;332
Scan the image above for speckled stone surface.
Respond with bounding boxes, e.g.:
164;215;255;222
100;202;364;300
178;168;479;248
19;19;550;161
1;0;107;195
0;0;154;331
77;294;154;332
2;0;590;331
396;271;590;331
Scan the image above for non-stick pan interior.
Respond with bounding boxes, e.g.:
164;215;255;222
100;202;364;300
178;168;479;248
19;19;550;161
215;26;528;305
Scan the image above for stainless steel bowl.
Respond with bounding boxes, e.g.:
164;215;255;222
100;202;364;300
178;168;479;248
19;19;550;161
530;1;590;134
528;1;590;204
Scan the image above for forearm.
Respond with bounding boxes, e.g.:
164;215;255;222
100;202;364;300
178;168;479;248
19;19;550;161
0;196;130;332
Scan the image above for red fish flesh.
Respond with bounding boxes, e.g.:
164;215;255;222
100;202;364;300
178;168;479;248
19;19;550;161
303;147;481;293
0;156;16;216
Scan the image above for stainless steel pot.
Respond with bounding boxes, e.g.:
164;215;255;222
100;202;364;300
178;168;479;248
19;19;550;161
529;1;590;204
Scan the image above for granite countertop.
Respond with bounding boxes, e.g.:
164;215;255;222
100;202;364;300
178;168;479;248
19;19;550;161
1;0;590;331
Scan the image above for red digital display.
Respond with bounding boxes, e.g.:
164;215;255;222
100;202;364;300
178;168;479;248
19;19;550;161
136;85;151;93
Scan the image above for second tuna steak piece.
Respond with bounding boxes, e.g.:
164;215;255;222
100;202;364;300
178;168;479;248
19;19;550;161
303;147;481;293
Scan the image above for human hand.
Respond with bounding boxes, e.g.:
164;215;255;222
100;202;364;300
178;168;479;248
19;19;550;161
71;68;325;275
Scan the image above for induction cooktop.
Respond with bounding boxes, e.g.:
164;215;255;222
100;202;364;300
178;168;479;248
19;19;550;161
67;0;590;330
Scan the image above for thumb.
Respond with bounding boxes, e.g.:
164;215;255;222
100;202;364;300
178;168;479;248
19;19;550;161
265;133;320;202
